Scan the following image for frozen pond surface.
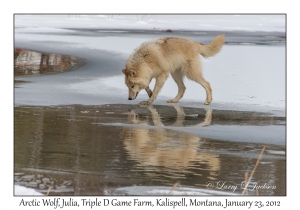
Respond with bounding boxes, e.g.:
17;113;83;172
14;15;286;196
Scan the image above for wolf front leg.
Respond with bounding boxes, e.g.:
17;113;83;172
145;86;152;98
139;74;168;106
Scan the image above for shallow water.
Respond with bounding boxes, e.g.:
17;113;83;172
14;104;286;196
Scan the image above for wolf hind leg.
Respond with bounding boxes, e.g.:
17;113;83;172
186;60;212;105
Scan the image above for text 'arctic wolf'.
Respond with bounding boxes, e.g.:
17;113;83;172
122;34;225;105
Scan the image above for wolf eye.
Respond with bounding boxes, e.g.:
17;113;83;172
131;86;134;88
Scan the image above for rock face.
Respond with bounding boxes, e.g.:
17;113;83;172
14;48;85;77
166;29;172;32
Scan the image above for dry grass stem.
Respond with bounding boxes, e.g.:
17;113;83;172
169;182;188;195
46;186;52;196
244;172;249;195
242;145;266;195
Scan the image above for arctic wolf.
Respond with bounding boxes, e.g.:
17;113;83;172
122;34;225;105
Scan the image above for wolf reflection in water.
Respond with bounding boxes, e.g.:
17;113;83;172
121;105;220;179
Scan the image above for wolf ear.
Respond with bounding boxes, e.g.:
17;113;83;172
128;70;137;78
122;69;127;74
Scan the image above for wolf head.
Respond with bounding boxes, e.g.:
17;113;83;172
122;68;148;100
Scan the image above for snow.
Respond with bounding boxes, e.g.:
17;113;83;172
15;32;149;55
15;15;285;32
14;185;43;196
114;186;237;196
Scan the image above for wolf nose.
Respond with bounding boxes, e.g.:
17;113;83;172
128;98;132;100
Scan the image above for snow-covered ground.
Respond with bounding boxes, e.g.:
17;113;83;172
15;14;285;32
14;185;43;196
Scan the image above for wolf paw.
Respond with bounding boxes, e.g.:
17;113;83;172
167;99;178;103
139;100;151;106
204;99;212;105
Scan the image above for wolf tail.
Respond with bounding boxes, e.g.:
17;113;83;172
198;34;225;57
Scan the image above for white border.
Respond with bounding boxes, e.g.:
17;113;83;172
4;0;296;209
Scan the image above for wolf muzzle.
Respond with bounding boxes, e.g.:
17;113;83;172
128;92;139;100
